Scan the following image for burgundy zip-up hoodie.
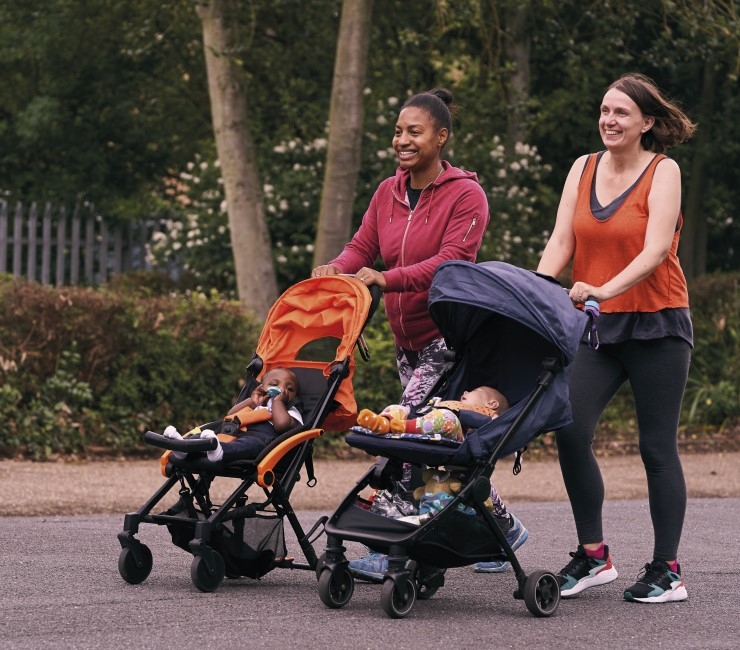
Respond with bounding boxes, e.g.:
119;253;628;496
330;161;489;351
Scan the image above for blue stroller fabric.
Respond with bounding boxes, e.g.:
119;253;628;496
346;261;589;466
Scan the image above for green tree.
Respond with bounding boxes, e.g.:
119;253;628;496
313;0;374;267
195;0;278;319
0;0;209;217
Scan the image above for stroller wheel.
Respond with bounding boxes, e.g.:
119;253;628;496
118;545;153;585
190;553;226;593
381;576;417;619
318;567;354;608
523;570;560;617
414;563;446;600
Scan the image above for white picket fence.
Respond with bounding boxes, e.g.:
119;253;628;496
0;200;152;286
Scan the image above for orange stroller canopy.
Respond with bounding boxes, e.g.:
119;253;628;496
254;275;375;431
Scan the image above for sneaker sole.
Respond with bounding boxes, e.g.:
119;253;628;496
348;567;384;584
473;561;511;573
472;529;529;573
560;565;619;597
624;584;688;603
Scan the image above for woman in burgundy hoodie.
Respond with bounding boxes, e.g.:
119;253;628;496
313;88;528;577
313;87;487;406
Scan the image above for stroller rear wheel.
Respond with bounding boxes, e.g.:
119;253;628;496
318;567;354;608
523;570;560;617
118;544;153;585
381;576;417;618
190;552;226;593
411;562;445;600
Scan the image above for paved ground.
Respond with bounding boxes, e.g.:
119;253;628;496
2;452;739;648
2;499;740;649
1;451;738;516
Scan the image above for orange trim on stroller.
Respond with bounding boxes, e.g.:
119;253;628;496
257;428;324;488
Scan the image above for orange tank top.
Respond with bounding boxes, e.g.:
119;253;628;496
572;153;689;313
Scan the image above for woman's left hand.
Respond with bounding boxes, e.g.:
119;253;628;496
569;282;600;304
355;267;386;289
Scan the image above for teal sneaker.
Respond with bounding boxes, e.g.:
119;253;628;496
473;514;529;573
557;545;618;597
623;560;688;603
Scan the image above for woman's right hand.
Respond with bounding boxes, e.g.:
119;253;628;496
312;264;340;278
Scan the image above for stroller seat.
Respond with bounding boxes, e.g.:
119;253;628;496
117;276;380;593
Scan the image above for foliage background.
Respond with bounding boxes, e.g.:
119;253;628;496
1;1;740;456
1;272;737;460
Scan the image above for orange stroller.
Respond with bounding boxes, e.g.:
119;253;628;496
117;275;379;592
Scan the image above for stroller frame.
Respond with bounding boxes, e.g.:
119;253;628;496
316;261;591;618
117;276;380;592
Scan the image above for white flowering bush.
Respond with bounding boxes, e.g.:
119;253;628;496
147;94;558;295
459;134;557;270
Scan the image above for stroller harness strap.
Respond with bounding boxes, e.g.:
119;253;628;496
222;406;272;436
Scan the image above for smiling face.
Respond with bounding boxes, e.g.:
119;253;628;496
599;88;654;152
392;106;447;181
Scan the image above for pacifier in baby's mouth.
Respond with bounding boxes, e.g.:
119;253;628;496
265;386;282;398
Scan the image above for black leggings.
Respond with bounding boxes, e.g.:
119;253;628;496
555;337;691;561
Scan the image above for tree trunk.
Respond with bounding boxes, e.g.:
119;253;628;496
312;0;373;266
503;1;531;152
680;60;714;281
195;0;278;319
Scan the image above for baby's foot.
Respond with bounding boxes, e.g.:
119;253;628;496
200;430;223;462
163;425;183;440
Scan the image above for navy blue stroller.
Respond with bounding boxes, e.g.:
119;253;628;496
316;261;590;618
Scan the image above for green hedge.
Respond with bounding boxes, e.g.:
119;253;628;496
1;271;738;459
0;274;261;458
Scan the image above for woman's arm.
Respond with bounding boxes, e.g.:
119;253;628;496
536;155;587;278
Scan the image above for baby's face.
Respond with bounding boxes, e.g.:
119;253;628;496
261;369;298;401
460;387;492;406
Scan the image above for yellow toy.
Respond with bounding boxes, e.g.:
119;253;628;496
413;468;494;515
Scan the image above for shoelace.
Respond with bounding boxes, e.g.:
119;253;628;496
561;548;590;574
637;562;670;585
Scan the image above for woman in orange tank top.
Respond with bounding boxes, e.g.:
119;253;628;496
537;73;697;604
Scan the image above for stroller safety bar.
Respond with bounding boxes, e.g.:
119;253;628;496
143;430;218;453
257;428;324;487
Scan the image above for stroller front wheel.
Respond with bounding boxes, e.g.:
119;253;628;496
380;576;417;619
190;552;225;593
523;570;560;617
118;545;153;585
318;566;354;608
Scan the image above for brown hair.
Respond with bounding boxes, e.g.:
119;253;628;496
607;73;697;153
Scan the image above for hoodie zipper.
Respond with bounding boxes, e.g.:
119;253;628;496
463;216;477;241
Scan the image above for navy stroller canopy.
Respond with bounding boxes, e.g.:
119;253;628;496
346;261;590;467
426;261;589;460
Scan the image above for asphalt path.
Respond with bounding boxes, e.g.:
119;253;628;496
2;498;739;649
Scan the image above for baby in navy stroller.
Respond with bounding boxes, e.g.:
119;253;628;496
316;260;591;618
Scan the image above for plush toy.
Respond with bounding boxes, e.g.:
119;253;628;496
356;405;409;434
413;468;493;516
